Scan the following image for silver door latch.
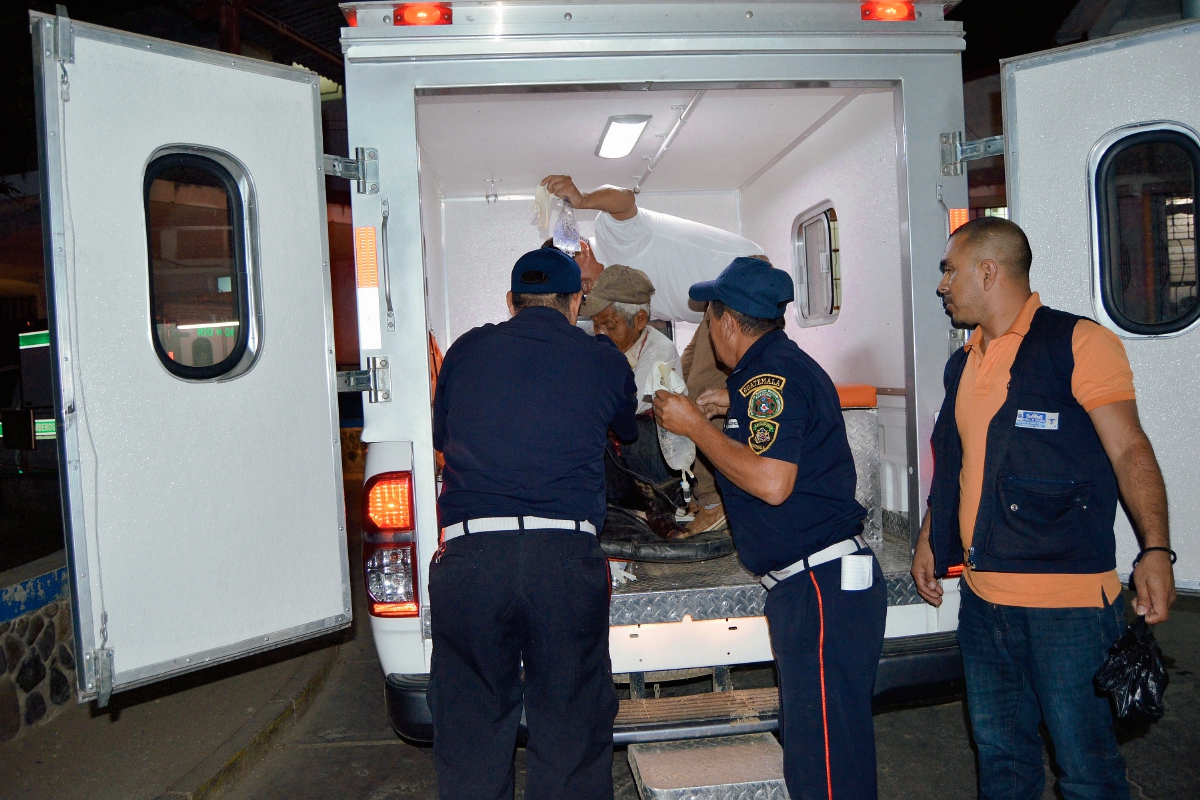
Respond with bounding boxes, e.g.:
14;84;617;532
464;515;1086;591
84;648;114;708
323;146;379;194
941;132;1005;176
337;356;391;403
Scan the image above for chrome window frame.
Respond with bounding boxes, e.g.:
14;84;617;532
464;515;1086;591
1087;120;1200;340
791;200;840;328
143;144;265;381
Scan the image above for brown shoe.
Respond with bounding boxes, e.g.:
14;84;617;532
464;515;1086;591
685;504;728;536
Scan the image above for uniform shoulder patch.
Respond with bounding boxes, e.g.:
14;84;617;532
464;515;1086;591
738;373;786;397
748;419;779;455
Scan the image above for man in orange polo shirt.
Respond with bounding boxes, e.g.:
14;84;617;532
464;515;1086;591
911;217;1176;800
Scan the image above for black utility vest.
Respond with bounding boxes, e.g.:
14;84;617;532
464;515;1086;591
929;307;1119;576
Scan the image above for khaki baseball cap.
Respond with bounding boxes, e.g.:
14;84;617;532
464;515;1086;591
580;264;656;318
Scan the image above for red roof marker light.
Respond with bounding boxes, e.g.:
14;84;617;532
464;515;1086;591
861;2;916;21
396;3;453;26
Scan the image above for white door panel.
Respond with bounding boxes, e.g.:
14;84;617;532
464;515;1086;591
1003;21;1200;590
33;13;349;700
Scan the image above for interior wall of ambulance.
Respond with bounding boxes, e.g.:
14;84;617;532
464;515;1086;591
421;90;909;516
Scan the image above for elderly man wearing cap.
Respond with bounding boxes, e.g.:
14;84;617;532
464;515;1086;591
653;257;888;800
582;265;682;414
582;264;691;526
429;248;637;799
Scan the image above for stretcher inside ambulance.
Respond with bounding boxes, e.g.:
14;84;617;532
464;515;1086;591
372;84;964;741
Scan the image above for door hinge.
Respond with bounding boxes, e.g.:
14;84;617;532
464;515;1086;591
54;4;74;64
83;648;115;708
941;132;1004;176
336;356;391;403
323;146;379;194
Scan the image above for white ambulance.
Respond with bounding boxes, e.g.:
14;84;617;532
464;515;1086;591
31;0;1198;779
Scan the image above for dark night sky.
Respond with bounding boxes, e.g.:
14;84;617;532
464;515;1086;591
0;0;1151;179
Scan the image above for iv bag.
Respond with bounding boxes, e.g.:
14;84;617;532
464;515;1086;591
552;198;581;254
531;184;551;237
644;362;696;473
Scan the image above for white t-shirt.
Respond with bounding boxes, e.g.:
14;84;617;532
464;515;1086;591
627;325;684;415
591;208;765;323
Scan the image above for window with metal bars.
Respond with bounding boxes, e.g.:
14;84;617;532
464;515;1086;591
1096;129;1199;336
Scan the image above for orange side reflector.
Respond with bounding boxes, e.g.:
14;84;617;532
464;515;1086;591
371;601;419;618
945;564;965;578
367;472;415;532
861;2;916;21
949;208;970;234
836;384;878;409
396;3;452;25
354;226;379;288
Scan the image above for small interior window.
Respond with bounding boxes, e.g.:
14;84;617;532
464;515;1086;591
1096;130;1199;336
792;205;841;327
144;153;252;379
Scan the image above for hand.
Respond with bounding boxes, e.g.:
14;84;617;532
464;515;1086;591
652;390;705;438
911;514;943;607
696;388;730;419
541;175;585;208
1133;550;1176;624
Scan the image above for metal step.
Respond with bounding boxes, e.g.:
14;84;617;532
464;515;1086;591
614;687;779;744
628;733;790;799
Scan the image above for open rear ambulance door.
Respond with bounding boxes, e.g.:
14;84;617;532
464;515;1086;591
31;11;351;703
1002;20;1200;588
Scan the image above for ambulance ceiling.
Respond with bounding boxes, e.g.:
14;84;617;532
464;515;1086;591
416;87;889;198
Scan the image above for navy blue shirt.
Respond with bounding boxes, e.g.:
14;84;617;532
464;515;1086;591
433;306;638;530
717;329;866;575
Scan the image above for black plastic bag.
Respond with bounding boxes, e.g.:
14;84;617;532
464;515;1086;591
1094;615;1168;723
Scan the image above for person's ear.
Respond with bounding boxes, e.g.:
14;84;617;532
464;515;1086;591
506;291;516;317
979;259;1000;292
634;310;649;331
569;291;584;317
720;311;736;340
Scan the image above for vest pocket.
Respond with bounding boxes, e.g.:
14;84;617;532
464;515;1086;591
987;476;1097;562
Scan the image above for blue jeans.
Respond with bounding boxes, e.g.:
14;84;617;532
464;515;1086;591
957;580;1129;800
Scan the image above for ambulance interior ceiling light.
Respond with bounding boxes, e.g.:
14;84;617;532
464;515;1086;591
595;115;652;159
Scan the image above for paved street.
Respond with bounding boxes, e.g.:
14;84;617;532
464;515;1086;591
227;577;1200;799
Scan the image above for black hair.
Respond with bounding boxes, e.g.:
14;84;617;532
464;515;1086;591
512;292;575;314
710;300;785;337
950;216;1034;276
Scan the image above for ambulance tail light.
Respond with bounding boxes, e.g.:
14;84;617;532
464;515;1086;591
395;4;452;25
364;471;416;535
342;7;357;26
861;2;916;21
364;543;419;618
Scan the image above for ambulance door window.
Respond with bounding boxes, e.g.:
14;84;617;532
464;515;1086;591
792;205;841;327
1096;129;1199;336
144;151;257;379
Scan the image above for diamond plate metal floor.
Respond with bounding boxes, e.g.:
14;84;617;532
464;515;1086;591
610;528;919;626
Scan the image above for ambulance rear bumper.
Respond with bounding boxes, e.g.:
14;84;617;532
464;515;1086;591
384;632;962;744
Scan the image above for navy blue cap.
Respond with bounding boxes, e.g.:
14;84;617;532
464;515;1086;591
511;248;581;294
689;257;794;319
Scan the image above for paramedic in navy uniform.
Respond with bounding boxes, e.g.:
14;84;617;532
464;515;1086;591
429;248;637;800
653;257;888;800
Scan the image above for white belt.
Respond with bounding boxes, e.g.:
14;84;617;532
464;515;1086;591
760;535;869;590
442;516;597;542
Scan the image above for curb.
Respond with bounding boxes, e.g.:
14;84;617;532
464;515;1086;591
155;643;341;800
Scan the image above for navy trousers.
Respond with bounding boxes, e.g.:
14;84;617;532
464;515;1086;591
427;530;617;800
765;545;887;800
